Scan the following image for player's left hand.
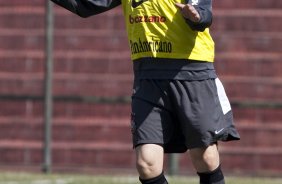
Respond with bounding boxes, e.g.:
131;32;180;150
175;3;201;23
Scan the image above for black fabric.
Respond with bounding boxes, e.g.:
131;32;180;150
133;58;217;80
139;172;168;184
131;78;240;153
197;165;225;184
50;0;121;17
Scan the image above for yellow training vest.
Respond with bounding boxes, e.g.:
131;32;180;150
121;0;215;62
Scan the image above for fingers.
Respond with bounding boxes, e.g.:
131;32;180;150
175;2;185;9
175;3;201;23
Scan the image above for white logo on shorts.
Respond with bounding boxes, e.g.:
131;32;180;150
215;128;224;135
191;0;199;5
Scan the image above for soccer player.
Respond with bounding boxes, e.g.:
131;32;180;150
50;0;240;184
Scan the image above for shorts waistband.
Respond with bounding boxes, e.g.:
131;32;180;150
133;58;215;71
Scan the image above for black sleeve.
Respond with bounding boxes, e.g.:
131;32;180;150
50;0;121;17
185;0;212;32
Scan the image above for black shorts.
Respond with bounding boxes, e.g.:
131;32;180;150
130;78;240;153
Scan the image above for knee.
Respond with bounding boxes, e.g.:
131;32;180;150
201;148;219;164
136;155;163;179
136;144;164;179
190;144;220;172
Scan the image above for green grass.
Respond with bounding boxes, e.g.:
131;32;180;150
0;172;282;184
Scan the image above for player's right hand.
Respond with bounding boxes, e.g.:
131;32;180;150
175;3;201;23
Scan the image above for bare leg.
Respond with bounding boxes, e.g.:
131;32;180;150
189;144;220;172
189;144;225;184
136;144;164;180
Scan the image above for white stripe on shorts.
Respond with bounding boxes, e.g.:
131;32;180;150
215;78;231;115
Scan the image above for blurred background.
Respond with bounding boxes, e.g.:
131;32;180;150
0;0;281;177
